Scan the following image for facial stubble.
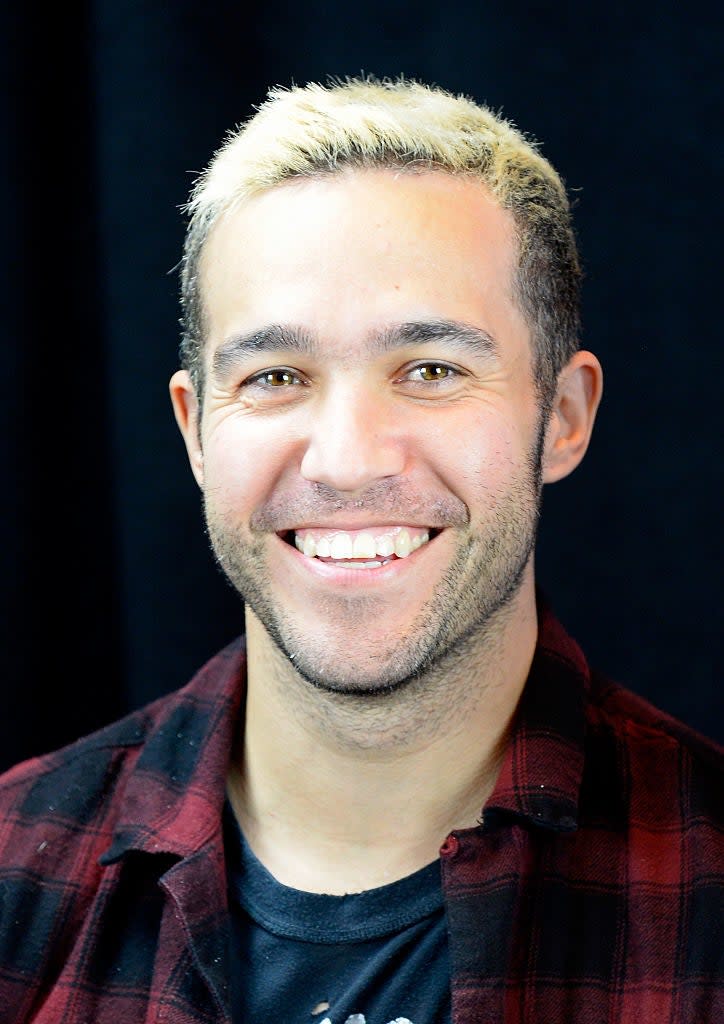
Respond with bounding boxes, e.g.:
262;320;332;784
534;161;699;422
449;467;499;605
202;424;545;698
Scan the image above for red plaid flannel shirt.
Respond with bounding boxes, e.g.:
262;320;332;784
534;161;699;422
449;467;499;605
0;604;721;1023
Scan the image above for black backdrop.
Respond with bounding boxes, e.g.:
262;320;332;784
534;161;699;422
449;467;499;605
2;2;722;773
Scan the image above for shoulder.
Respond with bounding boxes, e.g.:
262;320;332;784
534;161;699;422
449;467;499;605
0;634;246;868
0;637;245;1011
0;690;175;874
0;696;171;992
586;669;722;770
1;683;179;797
583;670;722;828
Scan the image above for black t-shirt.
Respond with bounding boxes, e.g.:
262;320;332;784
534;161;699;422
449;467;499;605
224;801;451;1024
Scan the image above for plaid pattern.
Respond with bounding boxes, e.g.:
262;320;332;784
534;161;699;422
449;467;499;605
0;604;721;1023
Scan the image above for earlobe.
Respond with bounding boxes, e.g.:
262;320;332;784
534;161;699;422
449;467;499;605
542;350;603;484
169;369;205;488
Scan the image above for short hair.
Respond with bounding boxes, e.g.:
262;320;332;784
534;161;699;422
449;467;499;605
179;75;581;406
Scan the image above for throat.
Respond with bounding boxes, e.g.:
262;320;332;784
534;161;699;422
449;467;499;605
226;752;490;894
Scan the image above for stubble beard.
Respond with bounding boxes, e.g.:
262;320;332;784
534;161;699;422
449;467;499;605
203;429;545;699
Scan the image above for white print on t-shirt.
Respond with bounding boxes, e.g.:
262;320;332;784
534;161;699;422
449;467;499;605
319;1017;413;1024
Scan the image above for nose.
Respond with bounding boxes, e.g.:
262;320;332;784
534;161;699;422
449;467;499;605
299;385;406;494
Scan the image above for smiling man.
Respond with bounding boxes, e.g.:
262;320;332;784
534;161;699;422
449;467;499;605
1;77;721;1024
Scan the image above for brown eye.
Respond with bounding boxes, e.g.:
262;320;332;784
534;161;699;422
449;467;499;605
262;370;297;386
416;364;452;381
241;366;308;400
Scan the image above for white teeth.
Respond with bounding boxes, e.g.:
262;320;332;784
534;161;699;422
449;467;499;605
352;532;377;559
376;536;395;557
394;530;412;558
292;528;432;561
329;534;353;560
333;559;392;569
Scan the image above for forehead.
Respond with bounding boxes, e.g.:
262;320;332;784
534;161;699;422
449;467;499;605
199;168;529;366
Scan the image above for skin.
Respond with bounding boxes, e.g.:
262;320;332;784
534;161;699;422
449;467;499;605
171;168;602;892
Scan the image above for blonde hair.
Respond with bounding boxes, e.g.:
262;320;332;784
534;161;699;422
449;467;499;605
179;75;581;403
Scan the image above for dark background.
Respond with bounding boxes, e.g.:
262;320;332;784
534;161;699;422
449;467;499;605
2;2;722;772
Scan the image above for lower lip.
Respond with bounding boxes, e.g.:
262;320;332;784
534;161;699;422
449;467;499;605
277;534;438;586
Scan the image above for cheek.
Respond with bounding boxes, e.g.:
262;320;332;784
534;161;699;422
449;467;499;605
201;423;292;513
426;412;527;499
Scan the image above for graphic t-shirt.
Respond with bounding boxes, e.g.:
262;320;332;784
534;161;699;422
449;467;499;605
224;802;451;1024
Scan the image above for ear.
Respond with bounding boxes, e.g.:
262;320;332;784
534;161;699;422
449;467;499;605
542;350;603;484
169;369;205;488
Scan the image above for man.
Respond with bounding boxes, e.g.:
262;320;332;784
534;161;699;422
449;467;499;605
0;76;721;1024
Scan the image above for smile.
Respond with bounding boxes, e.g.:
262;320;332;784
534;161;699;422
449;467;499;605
288;526;432;570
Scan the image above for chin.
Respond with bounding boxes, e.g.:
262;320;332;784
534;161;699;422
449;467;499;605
264;617;432;697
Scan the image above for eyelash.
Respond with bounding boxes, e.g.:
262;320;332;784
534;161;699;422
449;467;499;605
242;362;463;390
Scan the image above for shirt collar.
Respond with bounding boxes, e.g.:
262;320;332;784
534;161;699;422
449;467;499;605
101;637;247;864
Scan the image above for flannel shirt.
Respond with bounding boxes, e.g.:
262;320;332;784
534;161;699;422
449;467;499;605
0;603;721;1024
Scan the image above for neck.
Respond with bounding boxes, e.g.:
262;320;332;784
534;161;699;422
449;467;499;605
228;577;538;894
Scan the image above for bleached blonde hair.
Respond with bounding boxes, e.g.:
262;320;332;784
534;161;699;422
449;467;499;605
179;75;581;404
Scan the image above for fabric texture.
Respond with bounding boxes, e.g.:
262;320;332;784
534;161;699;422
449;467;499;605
0;603;721;1023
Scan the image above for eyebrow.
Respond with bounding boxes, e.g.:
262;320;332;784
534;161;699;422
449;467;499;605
212;324;320;379
211;318;499;380
374;320;499;358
